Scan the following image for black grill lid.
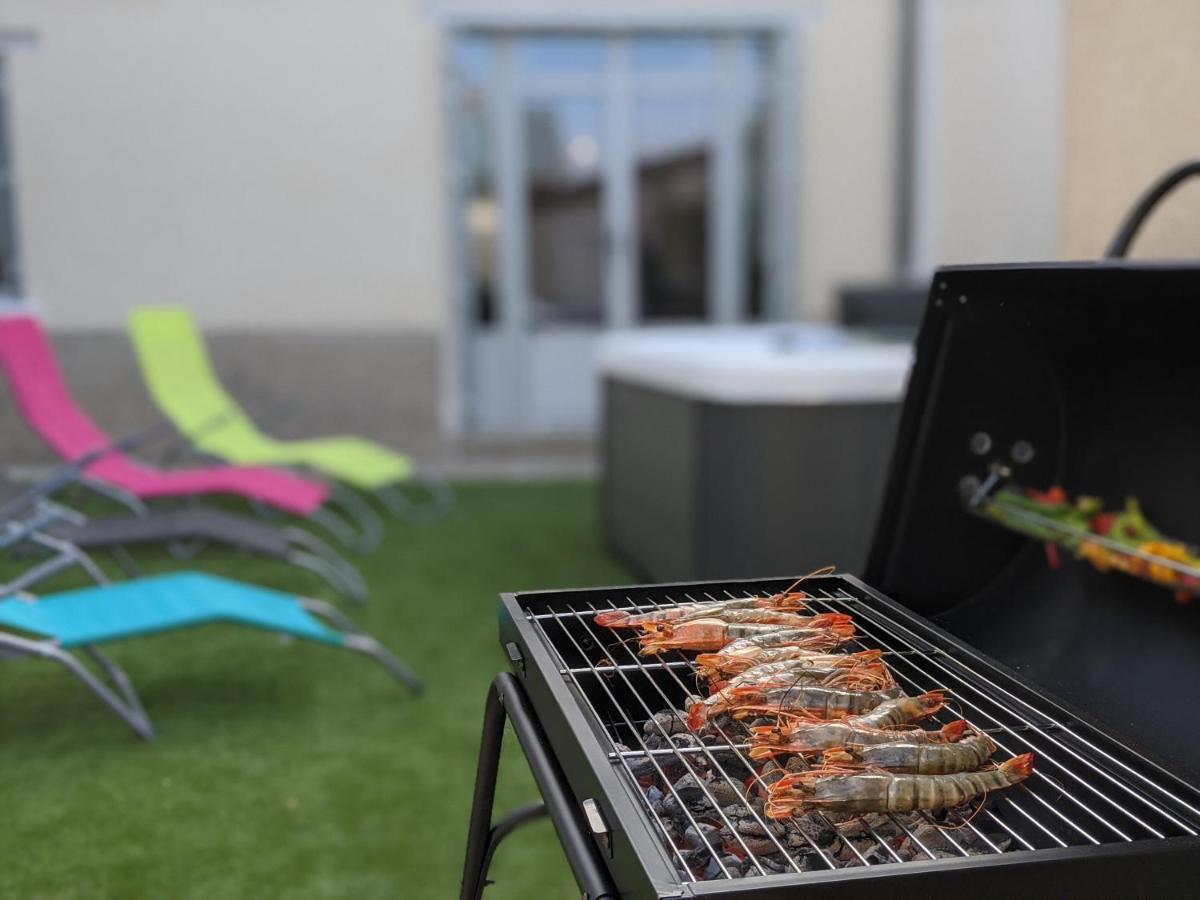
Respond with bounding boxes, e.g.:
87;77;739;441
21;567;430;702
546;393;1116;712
865;261;1200;778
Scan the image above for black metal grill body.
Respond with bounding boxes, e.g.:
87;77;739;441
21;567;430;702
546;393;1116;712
464;262;1200;897
866;262;1200;778
493;573;1200;898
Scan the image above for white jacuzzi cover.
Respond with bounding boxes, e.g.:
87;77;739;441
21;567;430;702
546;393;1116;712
597;324;913;405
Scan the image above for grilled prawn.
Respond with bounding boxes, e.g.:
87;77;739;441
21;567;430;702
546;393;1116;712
749;718;966;760
841;691;946;730
593;593;808;629
725;683;904;721
638;613;854;655
765;753;1034;817
717;624;856;657
690;666;899;729
823;731;997;774
711;655;895;695
696;647;884;682
746;691;947;756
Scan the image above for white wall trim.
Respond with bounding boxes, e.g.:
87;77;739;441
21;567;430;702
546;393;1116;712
423;2;822;32
907;0;938;278
437;28;466;437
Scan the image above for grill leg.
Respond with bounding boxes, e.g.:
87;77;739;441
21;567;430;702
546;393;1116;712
476;802;548;894
460;678;509;900
460;673;618;900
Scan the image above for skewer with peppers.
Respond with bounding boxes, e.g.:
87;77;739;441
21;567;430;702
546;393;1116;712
977;483;1200;602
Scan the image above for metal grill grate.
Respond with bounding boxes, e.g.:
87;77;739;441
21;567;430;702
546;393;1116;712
518;576;1200;885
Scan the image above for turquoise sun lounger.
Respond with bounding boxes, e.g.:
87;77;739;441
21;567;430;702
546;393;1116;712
0;571;421;740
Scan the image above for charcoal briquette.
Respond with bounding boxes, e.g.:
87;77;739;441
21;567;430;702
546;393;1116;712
720;855;747;878
684;822;722;851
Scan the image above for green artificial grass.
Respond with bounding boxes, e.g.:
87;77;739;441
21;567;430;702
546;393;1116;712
0;481;631;899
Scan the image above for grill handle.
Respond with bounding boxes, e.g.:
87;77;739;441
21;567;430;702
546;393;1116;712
460;672;619;900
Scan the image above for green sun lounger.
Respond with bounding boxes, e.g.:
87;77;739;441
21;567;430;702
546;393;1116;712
127;306;452;519
0;570;421;740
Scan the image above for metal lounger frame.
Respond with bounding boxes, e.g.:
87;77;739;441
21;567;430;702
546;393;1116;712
2;468;369;603
0;539;420;741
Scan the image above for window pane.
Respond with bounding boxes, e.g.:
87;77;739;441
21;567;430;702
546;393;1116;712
631;35;714;74
525;97;605;325
452;35;493;87
453;37;499;325
0;58;15;294
741;36;771;319
516;35;606;75
636;98;712;320
0;85;8;173
0;185;15;293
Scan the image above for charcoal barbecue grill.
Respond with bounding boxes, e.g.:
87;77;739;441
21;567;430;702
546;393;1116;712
461;262;1200;897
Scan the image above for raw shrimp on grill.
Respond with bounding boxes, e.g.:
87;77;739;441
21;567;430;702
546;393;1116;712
689;665;899;728
637;613;855;655
746;691;948;757
672;608;829;628
749;718;967;761
716;623;857;657
823;730;997;774
841;690;946;729
593;592;808;630
695;646;884;682
723;682;904;722
764;753;1034;817
709;653;896;694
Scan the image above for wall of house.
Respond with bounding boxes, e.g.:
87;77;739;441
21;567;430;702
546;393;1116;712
0;0;1065;446
915;0;1063;271
1060;0;1200;260
2;0;445;332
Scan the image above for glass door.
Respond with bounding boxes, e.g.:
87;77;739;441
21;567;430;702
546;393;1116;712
452;30;777;434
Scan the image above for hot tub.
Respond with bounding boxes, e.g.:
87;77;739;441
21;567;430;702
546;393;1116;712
598;324;913;580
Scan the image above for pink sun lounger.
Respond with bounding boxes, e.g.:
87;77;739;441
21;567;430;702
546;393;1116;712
0;315;330;519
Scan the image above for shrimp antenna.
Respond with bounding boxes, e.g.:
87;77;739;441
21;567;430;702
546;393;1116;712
779;565;836;597
961;718;991;743
939;792;990;831
611;631;647;654
745;764;789;798
774;667;820;719
1027;769;1067;800
936;690;962;719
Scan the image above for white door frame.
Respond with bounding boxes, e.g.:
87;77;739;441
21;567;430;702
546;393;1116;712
436;6;813;436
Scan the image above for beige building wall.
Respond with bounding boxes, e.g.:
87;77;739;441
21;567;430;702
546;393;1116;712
0;0;899;332
800;0;897;319
919;0;1063;270
1;0;1067;331
2;0;446;331
1061;0;1200;260
0;0;1070;441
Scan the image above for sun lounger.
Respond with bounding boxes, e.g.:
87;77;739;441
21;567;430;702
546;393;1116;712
0;570;420;740
128;305;453;519
0;315;377;549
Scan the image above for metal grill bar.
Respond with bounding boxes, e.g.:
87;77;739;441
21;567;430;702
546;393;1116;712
545;612;744;879
598;593;940;869
589;596;872;869
810;586;1200;836
568;627;798;876
519;575;1200;887
689;588;1082;849
672;590;1031;860
700;588;1105;846
570;600;832;873
731;587;1174;847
